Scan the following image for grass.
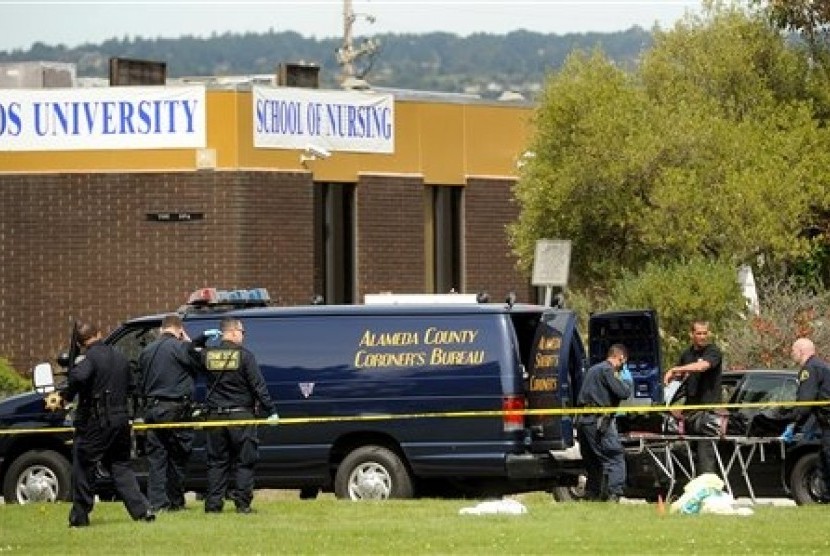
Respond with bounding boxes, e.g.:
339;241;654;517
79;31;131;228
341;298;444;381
0;492;827;555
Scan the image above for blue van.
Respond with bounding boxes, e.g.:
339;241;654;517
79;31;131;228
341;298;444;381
1;290;587;502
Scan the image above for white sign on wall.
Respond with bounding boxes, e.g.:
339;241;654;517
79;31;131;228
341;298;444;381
0;85;206;151
253;86;394;153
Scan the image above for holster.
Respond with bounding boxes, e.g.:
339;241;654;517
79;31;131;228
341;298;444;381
597;415;613;435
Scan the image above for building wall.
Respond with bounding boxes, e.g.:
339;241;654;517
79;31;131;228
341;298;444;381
0;171;314;371
465;177;534;302
0;88;539;372
356;175;426;300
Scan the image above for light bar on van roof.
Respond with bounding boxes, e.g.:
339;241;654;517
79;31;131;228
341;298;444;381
187;287;271;306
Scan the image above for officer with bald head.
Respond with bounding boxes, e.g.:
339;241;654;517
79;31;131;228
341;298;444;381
788;337;830;503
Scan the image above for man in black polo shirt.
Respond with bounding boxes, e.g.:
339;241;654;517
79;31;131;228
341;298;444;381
664;320;723;475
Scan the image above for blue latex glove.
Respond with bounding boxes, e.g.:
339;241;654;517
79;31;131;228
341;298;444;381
779;423;795;443
265;412;280;426
619;363;633;384
192;328;223;348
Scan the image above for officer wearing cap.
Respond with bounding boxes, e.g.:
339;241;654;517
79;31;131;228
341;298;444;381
786;338;830;503
138;313;205;513
576;343;632;502
203;317;279;514
63;321;155;527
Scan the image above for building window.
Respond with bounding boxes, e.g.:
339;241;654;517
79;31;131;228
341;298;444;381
314;182;355;304
428;186;463;293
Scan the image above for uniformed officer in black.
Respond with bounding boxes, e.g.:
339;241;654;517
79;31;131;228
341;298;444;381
63;321;155;527
138;313;204;512
663;320;723;475
203;317;279;514
788;338;830;502
576;343;632;502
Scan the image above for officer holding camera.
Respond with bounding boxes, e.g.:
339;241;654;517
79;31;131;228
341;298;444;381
138;314;207;513
575;344;632;502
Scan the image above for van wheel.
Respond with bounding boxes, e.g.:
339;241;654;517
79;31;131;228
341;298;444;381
2;450;72;504
334;446;413;500
552;473;588;502
790;452;825;505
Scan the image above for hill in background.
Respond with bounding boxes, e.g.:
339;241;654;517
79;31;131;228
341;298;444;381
0;28;652;99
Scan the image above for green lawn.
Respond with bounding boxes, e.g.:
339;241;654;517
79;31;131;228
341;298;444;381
0;493;826;555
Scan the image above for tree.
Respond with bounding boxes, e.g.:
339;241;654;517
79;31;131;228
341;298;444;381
755;0;830;64
510;4;830;291
605;257;746;367
722;276;830;368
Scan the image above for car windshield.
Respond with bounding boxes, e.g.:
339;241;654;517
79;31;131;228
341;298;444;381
731;374;797;405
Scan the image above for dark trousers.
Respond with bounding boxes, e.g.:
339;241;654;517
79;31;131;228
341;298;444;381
69;419;150;525
695;439;718;476
204;412;259;512
144;401;194;510
821;428;830;500
577;416;626;499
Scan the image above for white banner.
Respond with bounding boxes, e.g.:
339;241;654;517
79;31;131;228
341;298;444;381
253;86;394;153
0;86;206;151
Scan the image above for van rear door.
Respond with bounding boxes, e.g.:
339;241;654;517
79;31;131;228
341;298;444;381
588;310;663;404
518;309;584;451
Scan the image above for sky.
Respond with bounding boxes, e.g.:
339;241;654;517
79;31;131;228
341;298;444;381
0;1;706;52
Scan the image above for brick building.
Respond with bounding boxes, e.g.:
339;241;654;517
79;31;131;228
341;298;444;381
0;80;535;372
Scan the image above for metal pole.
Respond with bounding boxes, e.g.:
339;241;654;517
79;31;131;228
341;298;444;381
341;0;355;80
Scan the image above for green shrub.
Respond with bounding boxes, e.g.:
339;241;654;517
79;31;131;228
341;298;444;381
0;356;29;398
597;257;746;367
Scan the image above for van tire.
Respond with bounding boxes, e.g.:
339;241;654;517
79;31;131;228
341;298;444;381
551;473;588;502
2;450;72;504
335;446;413;500
790;452;824;505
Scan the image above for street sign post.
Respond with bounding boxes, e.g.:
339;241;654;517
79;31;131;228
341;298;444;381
531;239;572;307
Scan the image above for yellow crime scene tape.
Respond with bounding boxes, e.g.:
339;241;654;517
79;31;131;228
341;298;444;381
0;399;828;436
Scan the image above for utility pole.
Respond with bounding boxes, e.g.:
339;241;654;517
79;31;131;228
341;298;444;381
341;0;356;80
336;0;379;89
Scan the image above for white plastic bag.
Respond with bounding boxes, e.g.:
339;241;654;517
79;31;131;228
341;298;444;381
459;498;528;516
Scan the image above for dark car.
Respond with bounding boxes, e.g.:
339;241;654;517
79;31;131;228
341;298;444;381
554;369;824;504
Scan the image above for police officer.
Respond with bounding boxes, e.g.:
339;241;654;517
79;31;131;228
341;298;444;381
576;343;632;502
138;314;204;512
203;317;279;514
63;321;155;527
786;338;830;503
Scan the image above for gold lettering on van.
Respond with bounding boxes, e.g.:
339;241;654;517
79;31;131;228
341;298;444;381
354;350;427;368
359;330;420;347
424;327;479;345
538;335;561;350
530;376;558;391
535;352;558;369
429;348;485;366
353;327;485;370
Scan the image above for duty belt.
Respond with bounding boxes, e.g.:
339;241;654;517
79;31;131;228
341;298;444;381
149;396;189;404
210;407;252;414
